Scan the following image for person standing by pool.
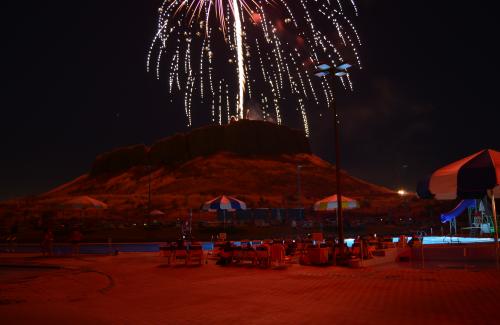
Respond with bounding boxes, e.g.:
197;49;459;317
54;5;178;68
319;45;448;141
408;234;422;248
6;222;18;253
70;227;83;256
41;228;54;256
271;240;285;267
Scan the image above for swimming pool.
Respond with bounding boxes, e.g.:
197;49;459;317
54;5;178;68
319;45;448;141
2;236;496;255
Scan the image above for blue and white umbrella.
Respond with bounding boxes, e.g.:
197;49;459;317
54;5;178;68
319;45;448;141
202;195;247;212
202;195;247;231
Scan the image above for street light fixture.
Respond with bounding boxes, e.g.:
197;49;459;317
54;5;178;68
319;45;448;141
314;62;352;254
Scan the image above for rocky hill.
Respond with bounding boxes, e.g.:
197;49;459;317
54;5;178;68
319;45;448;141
1;120;422;220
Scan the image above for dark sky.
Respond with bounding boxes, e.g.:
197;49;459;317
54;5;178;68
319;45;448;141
1;1;498;200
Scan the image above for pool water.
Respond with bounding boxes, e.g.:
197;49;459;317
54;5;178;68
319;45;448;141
1;236;496;255
399;236;495;245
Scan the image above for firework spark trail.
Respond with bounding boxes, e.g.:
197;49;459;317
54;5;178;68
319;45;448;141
232;0;245;119
148;0;361;134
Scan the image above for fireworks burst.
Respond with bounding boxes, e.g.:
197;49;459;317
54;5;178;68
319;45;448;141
147;0;362;136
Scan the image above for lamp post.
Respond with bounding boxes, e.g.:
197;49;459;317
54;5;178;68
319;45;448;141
314;62;352;254
146;164;152;212
297;165;303;208
296;164;309;222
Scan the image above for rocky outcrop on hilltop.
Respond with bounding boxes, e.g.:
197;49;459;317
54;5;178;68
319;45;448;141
90;120;310;176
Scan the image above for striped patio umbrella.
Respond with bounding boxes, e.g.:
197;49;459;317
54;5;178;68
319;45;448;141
201;195;247;212
313;194;359;211
59;196;108;219
417;149;499;265
417;149;500;200
202;195;246;231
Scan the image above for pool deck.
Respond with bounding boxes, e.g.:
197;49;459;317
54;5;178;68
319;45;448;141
1;252;500;324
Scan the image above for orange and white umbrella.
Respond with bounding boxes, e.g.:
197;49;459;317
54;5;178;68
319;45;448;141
60;196;108;209
313;194;359;211
149;209;165;216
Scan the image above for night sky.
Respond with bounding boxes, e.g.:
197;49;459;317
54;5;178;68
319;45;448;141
1;1;498;200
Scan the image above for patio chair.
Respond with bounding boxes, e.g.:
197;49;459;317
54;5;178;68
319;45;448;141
241;246;257;265
232;246;243;263
217;244;234;265
256;244;271;268
160;244;175;265
188;244;204;265
174;246;188;264
270;243;286;266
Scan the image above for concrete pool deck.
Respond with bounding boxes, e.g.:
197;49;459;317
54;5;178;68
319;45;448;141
1;252;500;324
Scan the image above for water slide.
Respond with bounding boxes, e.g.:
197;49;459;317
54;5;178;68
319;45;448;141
440;199;476;223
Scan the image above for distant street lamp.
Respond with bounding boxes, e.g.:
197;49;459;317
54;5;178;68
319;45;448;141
314;62;352;254
397;164;409;192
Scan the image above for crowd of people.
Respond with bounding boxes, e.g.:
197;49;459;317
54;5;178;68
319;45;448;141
210;233;403;267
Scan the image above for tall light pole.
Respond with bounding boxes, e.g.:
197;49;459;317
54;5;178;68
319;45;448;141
147;164;152;212
488;190;499;269
297;165;303;208
315;62;352;254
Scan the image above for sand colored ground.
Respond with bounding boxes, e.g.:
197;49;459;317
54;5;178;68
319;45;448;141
1;253;500;324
